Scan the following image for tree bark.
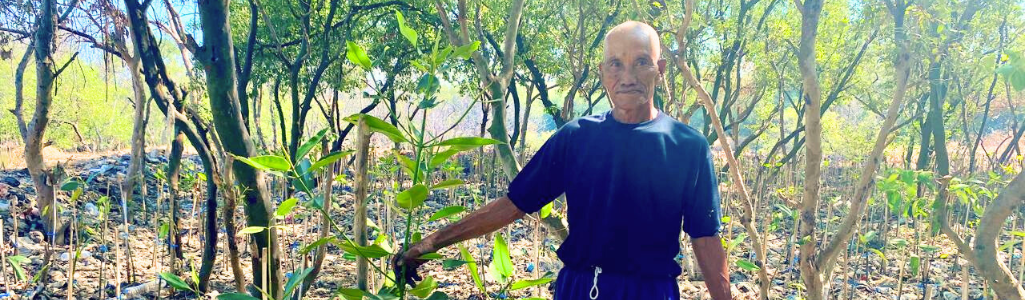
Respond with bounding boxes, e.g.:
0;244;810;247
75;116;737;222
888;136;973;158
196;0;282;297
123;56;149;223
972;171;1025;299
26;0;63;245
795;0;825;298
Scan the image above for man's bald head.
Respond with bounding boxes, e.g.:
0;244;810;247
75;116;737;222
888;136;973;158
603;21;662;61
600;21;666;117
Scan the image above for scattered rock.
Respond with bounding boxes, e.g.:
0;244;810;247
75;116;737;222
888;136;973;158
0;199;9;212
942;291;957;300
16;236;43;255
84;203;99;217
1;176;20;187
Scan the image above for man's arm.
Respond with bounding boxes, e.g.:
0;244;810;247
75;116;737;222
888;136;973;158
692;235;732;300
394;196;525;283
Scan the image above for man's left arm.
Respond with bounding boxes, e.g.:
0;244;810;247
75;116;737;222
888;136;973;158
692;235;732;300
683;140;732;299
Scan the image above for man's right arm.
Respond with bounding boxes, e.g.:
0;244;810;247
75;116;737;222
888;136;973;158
405;196;525;256
394;196;525;284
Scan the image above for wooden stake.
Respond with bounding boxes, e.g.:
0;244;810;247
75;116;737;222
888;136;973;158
1;219;7;293
354;117;372;291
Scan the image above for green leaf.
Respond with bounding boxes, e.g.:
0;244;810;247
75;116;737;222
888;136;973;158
424;291;449;300
284;267;313;298
395;11;418;46
1000;240;1021;252
301;237;336;254
920;245;940;253
736;259;761;271
343;114;408;143
428;206;466;222
431;179;464;190
417;74;440;96
346;41;372;71
434;137;503;147
159;272;194;292
8;256;28;281
869;248;887;263
309;150;354;174
452;41;480;59
409;275;437;298
1012;231;1025;237
910;256;921;277
337;288;364;300
419;253;444;260
442;259;467;270
540;202;554;219
492;233;513;278
510;277;554;290
459;244;484;293
276;198;299;218
238;226;266;235
396;184;429;210
297;128;330;161
338;241;390;259
429;148;461;168
217;293;261;300
60;180;82;191
240;155;291;172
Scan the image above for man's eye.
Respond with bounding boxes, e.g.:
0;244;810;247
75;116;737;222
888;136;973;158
638;60;650;66
610;61;621;67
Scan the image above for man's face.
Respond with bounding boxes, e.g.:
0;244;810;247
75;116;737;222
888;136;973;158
599;26;666;111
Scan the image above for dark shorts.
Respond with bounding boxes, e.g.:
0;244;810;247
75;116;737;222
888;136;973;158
554;267;680;300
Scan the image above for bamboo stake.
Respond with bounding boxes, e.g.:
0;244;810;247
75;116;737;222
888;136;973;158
354;117;372;291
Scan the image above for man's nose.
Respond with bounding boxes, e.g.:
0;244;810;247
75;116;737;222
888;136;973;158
618;72;640;88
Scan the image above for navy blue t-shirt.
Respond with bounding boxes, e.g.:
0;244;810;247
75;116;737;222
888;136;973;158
507;110;721;278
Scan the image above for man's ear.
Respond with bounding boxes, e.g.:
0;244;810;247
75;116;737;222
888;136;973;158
657;58;667;75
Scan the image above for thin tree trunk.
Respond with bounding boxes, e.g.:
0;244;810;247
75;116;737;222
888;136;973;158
674;0;770;298
26;0;64;245
220;157;246;291
195;0;283;296
795;0;826;298
123;55;149;231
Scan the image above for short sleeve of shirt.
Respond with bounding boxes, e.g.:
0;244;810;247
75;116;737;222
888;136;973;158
506;129;568;214
682;142;722;238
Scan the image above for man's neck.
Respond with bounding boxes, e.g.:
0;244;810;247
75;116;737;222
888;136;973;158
611;105;658;124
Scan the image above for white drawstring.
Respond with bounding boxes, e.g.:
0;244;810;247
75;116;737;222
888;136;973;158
589;266;602;299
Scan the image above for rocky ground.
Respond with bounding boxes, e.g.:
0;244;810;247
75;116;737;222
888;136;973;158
0;152;1010;299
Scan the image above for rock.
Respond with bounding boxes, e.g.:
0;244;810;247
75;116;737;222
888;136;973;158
1;176;19;187
16;236;43;255
51;270;66;282
84;203;99;217
119;280;165;299
0;199;9;212
942;291;957;300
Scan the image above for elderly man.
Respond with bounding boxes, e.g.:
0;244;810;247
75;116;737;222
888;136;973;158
395;21;732;300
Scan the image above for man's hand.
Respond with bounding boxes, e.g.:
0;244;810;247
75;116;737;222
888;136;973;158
692;235;732;300
390;197;526;288
392;243;429;287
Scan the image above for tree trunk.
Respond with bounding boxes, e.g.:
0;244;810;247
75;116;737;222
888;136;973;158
972;171;1025;299
166;130;185;264
123;56;149;223
796;0;826;298
196;0;282;297
26;0;63;245
813;0;913;280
